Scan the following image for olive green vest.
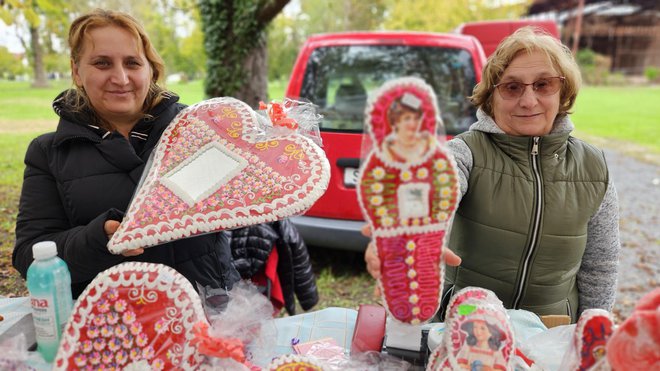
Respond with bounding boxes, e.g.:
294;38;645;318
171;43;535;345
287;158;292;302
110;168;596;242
445;131;608;322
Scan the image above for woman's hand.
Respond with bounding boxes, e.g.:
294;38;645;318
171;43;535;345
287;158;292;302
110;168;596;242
361;224;461;281
104;220;144;257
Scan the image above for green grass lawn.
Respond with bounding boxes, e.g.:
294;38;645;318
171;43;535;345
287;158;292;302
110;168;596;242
571;86;660;152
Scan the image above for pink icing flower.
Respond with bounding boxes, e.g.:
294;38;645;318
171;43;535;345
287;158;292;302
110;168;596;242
106;288;118;301
108;337;121;352
113;300;127;313
74;354;87;367
96;299;110;313
142;346;155;360
93;338;106;351
136;332;149;347
151;358;165;370
129;348;141;361
102;350;113;364
86;326;99;339
101;325;114;338
115;350;129;366
122;311;136;325
106;312;119;325
129;322;143;336
81;340;93;353
89;351;101;365
114;324;128;338
122;335;134;349
93;314;106;327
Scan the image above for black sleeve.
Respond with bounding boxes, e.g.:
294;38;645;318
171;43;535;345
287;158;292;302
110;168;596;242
12;137;124;284
277;219;318;311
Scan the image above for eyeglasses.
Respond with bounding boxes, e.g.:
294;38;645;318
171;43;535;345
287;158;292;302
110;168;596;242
493;76;565;100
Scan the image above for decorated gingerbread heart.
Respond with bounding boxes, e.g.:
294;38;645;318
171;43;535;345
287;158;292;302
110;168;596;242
560;308;614;371
430;300;514;371
54;262;208;370
108;97;330;253
357;77;459;324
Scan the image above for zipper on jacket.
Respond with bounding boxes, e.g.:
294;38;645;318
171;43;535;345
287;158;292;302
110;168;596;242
512;136;543;309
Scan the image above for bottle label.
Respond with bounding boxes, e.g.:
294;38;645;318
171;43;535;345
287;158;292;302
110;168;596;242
54;267;73;332
31;295;58;341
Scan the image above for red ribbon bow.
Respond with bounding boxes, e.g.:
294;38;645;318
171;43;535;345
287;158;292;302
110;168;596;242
191;321;246;363
259;101;299;130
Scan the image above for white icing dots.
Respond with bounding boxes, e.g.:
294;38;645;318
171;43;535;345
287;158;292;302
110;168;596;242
406;241;416;251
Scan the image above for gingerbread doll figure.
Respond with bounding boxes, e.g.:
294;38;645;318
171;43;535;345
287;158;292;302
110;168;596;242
357;77;459;324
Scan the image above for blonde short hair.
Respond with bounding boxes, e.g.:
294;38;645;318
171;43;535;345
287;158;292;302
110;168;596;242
470;26;581;119
65;9;168;128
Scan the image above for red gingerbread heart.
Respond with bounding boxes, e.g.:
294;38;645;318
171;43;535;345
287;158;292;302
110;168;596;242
108;97;329;253
54;262;208;370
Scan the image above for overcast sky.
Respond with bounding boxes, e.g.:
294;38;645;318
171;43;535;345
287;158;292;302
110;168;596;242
0;22;24;54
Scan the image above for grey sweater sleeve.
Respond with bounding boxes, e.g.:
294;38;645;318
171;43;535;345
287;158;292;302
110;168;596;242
447;138;472;199
577;181;621;314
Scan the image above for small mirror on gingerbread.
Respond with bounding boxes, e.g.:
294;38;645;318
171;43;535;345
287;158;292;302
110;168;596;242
357;77;460;324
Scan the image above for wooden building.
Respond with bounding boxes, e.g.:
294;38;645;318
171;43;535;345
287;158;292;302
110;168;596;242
528;0;660;74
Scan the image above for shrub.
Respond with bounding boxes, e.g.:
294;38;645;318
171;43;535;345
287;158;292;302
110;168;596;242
577;48;611;86
644;66;659;83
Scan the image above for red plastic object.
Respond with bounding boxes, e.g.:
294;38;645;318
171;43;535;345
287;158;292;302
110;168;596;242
350;304;387;354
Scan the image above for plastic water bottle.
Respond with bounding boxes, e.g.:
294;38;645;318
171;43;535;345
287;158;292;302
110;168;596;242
26;241;73;362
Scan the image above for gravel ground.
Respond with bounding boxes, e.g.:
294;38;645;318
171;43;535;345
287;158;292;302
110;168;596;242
605;149;660;321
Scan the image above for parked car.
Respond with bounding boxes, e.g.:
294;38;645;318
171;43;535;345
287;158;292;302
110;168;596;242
286;31;486;251
456;19;560;57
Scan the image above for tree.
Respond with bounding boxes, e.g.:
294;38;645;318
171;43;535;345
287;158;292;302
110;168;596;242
1;0;69;87
198;0;290;107
383;0;532;32
266;0;388;84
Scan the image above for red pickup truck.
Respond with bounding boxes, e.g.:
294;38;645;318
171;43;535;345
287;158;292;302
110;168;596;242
285;31;486;251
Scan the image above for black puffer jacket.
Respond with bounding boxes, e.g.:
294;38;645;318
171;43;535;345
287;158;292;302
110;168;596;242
13;91;240;298
229;219;318;315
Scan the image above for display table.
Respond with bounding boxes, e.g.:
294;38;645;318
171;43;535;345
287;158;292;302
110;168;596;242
1;297;574;370
0;297;358;370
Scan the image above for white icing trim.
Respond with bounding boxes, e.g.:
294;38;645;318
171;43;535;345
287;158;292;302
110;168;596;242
54;262;207;370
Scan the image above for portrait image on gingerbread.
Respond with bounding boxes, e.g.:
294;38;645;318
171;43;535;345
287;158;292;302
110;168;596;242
456;317;508;370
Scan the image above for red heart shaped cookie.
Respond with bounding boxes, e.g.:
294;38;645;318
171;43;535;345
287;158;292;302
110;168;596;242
54;262;208;370
108;97;330;253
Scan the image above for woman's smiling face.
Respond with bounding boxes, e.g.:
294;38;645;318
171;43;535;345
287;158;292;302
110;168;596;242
492;50;561;137
72;25;152;128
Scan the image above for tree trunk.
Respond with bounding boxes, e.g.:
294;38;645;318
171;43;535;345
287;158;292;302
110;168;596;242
29;26;49;88
238;36;268;108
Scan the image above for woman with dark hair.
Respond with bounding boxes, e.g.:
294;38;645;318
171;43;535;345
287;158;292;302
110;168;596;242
381;92;435;163
457;319;506;370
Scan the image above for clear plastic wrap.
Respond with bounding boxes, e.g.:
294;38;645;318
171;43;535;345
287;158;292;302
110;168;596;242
0;334;35;371
197;280;276;369
107;97;330;254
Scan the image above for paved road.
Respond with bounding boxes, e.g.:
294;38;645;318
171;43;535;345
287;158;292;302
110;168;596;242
606;149;660;320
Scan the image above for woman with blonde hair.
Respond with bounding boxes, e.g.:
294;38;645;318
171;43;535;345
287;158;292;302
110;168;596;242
366;27;620;323
13;9;240;298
